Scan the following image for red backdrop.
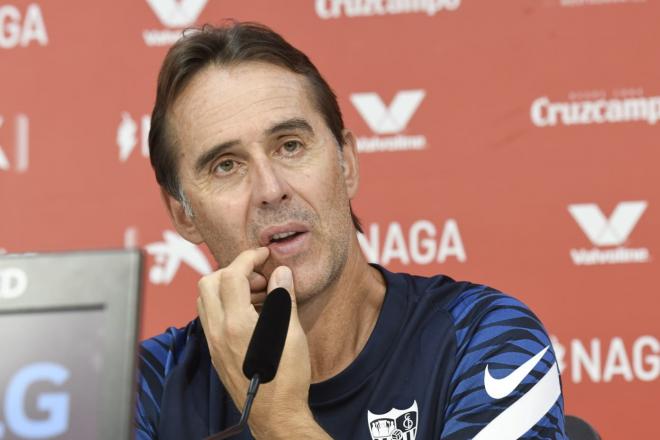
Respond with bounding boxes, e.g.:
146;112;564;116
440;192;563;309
1;0;658;437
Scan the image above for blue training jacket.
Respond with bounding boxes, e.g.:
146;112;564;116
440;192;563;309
136;265;566;439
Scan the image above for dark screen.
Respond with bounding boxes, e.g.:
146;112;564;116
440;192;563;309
0;308;105;439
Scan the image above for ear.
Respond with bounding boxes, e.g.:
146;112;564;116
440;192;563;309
339;129;360;199
161;188;204;244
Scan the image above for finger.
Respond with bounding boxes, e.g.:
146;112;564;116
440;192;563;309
220;247;270;312
197;294;219;351
196;296;208;332
267;266;296;306
267;266;305;341
197;274;224;328
248;272;268;293
226;247;270;277
250;291;267;305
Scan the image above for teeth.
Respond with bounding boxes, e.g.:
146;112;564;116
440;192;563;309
271;231;297;241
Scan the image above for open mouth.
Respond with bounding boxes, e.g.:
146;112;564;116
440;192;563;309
269;231;304;244
259;224;310;254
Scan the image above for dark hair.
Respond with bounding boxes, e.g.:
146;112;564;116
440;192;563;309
149;21;362;232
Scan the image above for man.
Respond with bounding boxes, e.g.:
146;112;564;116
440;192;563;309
136;22;566;439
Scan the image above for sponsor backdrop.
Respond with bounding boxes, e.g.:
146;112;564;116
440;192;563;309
1;0;658;438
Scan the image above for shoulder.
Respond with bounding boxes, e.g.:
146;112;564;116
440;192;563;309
377;265;472;310
390;269;553;364
440;284;565;438
140;321;197;373
380;266;532;324
377;266;552;349
135;319;200;437
381;268;565;438
445;283;551;354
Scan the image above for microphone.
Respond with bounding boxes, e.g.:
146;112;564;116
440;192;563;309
205;287;292;440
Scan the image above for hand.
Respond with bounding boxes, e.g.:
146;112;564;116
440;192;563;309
197;248;327;438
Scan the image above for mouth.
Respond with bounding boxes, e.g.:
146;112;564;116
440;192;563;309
269;231;304;244
259;224;310;256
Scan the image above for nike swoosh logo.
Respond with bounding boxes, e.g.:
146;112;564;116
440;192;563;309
475;361;561;440
484;346;549;399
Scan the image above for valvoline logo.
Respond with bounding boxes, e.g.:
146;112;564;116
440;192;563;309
350;90;427;153
143;0;208;46
568;201;649;265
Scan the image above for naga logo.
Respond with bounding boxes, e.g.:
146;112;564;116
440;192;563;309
531;95;660;127
0;4;48;49
568;201;649;265
351;90;426;153
551;334;659;384
0;114;29;173
143;0;208;47
316;0;461;19
117;112;150;162
0;363;70;439
358;219;466;266
125;228;212;285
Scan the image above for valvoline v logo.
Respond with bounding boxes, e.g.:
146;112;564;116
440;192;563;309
145;0;208;27
351;90;425;135
350;90;427;153
142;0;209;46
568;201;646;246
567;201;650;265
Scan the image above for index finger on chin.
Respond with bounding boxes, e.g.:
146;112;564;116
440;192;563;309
219;247;270;311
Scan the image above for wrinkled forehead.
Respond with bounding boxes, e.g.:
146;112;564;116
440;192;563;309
168;62;323;153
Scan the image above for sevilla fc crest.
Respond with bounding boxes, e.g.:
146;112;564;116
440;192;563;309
367;401;418;440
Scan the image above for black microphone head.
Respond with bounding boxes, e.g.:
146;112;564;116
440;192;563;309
242;287;292;383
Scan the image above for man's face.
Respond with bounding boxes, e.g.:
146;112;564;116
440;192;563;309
168;62;359;302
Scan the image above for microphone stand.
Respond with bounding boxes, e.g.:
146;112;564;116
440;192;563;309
204;375;261;440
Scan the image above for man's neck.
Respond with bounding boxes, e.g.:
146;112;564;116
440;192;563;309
297;238;386;383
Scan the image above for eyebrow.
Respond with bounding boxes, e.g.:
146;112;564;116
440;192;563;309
193;118;315;175
266;118;315;137
194;140;240;175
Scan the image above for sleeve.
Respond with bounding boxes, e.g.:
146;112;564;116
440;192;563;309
440;287;566;440
134;332;177;440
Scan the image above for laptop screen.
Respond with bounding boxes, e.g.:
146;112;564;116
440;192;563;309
0;250;142;440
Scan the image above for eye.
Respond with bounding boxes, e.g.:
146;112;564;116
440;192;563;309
214;159;236;175
281;140;303;155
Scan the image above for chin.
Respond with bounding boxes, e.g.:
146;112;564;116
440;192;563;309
292;287;319;306
293;267;339;305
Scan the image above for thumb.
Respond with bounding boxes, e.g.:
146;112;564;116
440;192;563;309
268;266;296;309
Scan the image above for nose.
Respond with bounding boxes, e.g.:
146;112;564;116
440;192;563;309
251;157;290;207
